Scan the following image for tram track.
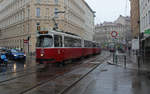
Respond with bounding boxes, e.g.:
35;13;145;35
21;57;104;94
58;55;111;94
22;53;110;94
0;54;100;84
0;69;38;84
0;64;45;83
0;64;38;76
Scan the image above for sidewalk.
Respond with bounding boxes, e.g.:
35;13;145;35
126;51;150;72
109;51;150;72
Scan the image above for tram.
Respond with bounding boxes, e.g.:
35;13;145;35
36;29;101;64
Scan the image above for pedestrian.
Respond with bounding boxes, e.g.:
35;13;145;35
0;52;8;66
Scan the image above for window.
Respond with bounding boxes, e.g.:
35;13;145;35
148;11;150;24
93;42;96;47
64;36;81;47
64;37;73;47
37;0;41;3
54;8;58;17
54;0;58;4
84;40;93;47
36;22;40;31
73;39;82;47
146;13;148;26
36;8;40;17
54;35;62;47
27;9;30;17
36;35;53;47
46;8;49;17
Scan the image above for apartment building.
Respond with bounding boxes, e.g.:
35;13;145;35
130;0;140;38
0;0;95;53
94;15;131;47
139;0;150;56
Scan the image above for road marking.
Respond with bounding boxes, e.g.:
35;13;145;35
90;62;100;64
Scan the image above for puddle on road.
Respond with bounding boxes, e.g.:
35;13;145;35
0;58;37;74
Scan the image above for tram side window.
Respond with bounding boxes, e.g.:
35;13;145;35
93;43;96;47
64;36;72;47
74;38;81;47
84;40;88;47
89;41;93;47
84;40;92;47
96;43;99;47
54;35;62;47
64;36;81;47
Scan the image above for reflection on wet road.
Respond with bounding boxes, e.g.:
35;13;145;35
0;57;36;74
64;62;150;94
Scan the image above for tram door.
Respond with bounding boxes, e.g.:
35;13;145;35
54;35;64;61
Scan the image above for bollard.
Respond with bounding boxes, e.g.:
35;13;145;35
115;55;118;64
124;55;126;68
113;53;115;64
137;55;140;69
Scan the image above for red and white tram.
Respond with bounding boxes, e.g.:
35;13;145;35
36;30;101;64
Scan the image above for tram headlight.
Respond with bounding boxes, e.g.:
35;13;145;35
40;54;44;57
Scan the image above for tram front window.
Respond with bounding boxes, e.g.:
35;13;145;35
36;35;53;47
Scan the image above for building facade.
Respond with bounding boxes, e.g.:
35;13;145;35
94;15;131;47
139;0;150;56
130;0;140;38
0;0;95;53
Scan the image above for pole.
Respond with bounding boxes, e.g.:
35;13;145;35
138;0;141;69
27;8;30;55
138;33;141;69
28;21;29;54
124;55;126;68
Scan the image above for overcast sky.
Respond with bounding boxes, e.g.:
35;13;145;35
85;0;130;24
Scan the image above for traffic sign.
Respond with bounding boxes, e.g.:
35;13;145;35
111;31;118;38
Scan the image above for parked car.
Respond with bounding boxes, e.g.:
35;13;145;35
0;47;7;51
6;49;26;60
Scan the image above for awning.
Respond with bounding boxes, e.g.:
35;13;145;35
144;29;150;34
143;29;150;40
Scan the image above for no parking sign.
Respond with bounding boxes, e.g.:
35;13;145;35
111;31;118;38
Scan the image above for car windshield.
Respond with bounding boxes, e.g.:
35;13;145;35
36;35;53;47
11;49;22;53
11;49;18;53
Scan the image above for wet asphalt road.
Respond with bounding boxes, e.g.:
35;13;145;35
0;57;36;74
0;51;110;94
2;51;149;94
